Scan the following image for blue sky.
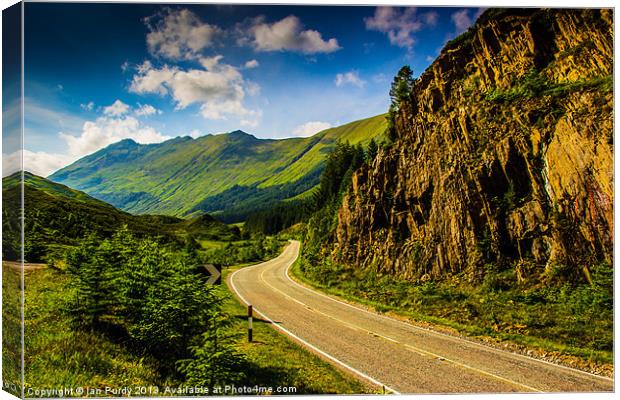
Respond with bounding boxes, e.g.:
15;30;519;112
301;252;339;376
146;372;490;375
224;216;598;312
13;3;483;176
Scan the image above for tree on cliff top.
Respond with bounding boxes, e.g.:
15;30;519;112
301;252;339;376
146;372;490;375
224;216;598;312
389;65;414;107
387;65;414;142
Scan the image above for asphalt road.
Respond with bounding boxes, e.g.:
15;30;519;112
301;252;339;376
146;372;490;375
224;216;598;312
228;241;614;394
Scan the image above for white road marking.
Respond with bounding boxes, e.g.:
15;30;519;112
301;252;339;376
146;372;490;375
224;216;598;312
228;265;401;395
229;241;613;395
258;257;541;393
283;242;613;384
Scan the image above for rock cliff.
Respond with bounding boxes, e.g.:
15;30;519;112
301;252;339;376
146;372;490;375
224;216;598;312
334;9;613;282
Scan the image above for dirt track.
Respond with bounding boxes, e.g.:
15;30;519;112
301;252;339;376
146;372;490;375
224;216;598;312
3;261;46;271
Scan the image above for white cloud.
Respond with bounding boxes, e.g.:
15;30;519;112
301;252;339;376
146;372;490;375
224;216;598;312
451;9;473;34
240;15;341;54
130;56;261;126
59;115;170;161
145;8;221;60
130;61;175;96
2;150;71;177
2;150;22;177
425;55;435;62
244;59;259;69
135;103;162;116
365;7;438;49
189;129;203;139
335;71;366;88
292;121;332;137
239;109;263;128
80;101;94;111
5;100;171;177
246;81;261;96
103;99;130;116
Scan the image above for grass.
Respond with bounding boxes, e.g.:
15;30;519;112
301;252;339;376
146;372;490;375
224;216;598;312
48;115;387;217
7;256;370;396
291;256;613;368
485;71;612;103
2;172;238;263
220;265;372;394
2;264;22;397
19;265;170;394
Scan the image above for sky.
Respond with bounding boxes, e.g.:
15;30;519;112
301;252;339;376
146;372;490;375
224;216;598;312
4;3;484;177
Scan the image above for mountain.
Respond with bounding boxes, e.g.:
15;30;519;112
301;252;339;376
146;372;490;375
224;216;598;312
2;172;237;262
333;9;613;280
49;114;387;219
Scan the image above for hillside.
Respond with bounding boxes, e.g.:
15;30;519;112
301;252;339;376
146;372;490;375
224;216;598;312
293;8;613;361
332;8;612;281
49;114;387;219
2;172;237;262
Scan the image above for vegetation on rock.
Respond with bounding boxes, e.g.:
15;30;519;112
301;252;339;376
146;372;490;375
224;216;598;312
296;8;614;362
49;115;387;218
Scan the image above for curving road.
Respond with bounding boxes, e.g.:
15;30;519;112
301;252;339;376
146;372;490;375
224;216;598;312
228;241;613;394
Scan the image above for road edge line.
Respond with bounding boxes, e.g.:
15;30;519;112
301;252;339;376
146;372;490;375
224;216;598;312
284;241;614;383
227;265;401;395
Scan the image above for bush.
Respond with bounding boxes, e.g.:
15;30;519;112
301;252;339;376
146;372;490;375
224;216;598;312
65;226;247;378
486;70;612;103
177;313;248;388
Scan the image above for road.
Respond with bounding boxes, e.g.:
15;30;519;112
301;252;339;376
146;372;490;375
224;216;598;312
228;241;614;394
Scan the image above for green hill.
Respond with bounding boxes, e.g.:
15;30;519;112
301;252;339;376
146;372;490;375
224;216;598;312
49;114;387;220
2;172;237;262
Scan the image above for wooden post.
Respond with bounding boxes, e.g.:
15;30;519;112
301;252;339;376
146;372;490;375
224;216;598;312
248;304;253;343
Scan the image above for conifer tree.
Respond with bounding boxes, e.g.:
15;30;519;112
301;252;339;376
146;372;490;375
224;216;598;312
366;138;379;163
387;65;415;142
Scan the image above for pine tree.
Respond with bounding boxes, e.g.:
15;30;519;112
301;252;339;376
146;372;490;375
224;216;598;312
389;65;414;107
366;138;379;163
386;66;415;143
66;233;114;329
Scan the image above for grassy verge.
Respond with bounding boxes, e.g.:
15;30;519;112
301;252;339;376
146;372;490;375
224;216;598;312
2;264;22;396
221;265;372;394
8;255;370;396
19;265;170;394
290;256;613;373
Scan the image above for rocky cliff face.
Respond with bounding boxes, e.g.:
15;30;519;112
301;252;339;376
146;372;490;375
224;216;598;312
334;9;613;282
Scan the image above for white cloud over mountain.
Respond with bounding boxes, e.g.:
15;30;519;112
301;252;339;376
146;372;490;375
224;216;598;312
335;71;366;88
60;113;170;159
5;99;172;177
3;150;69;178
450;8;484;34
239;15;341;54
292;121;332;137
129;56;261;126
365;7;438;49
145;8;222;60
103;99;130;116
135;103;162;116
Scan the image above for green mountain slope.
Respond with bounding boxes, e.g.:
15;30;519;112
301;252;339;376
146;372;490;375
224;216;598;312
2;172;236;262
49;114;387;218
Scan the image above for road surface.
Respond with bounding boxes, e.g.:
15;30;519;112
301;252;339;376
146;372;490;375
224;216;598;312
228;241;613;394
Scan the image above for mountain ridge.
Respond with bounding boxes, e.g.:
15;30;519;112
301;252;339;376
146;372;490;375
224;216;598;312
2;171;237;262
49;114;387;218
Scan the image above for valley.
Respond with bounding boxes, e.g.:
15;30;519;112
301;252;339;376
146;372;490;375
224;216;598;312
3;6;614;396
49;114;387;220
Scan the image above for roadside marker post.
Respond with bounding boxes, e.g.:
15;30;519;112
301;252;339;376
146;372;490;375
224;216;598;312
248;304;253;342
